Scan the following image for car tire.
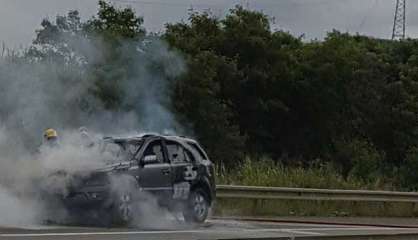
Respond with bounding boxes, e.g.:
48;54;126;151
112;192;135;226
183;188;210;223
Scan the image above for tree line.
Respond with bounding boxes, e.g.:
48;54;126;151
6;1;418;189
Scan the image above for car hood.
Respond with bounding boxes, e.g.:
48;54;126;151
45;161;133;192
77;161;134;185
95;161;133;172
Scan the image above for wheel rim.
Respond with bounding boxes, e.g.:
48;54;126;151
192;193;207;220
119;194;132;222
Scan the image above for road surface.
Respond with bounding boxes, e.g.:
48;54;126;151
1;219;418;239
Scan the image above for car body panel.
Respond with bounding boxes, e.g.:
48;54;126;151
59;134;215;221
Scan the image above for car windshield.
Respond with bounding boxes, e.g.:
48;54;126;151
100;140;143;164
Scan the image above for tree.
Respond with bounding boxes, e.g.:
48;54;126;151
18;1;418;183
84;0;145;40
27;10;83;63
166;7;302;162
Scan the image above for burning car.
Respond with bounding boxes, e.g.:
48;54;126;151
56;134;216;225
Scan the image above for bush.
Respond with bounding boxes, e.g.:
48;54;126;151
334;139;383;182
399;147;418;190
217;157;384;190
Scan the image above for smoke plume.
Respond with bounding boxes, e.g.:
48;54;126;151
0;23;186;227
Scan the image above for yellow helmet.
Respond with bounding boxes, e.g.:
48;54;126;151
44;128;58;139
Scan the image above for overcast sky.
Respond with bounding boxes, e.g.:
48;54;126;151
1;0;418;48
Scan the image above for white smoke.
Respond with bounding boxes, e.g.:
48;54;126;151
0;22;186;227
0;187;43;227
109;174;184;229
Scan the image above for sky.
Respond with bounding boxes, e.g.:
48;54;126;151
1;0;418;48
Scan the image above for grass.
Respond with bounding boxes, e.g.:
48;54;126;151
214;158;410;217
216;158;389;190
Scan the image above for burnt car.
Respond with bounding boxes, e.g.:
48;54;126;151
61;134;216;225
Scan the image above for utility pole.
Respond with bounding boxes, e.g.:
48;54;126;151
392;0;406;40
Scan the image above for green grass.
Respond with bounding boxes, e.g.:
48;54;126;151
214;158;411;217
217;158;388;190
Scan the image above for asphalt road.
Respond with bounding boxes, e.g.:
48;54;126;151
1;219;418;240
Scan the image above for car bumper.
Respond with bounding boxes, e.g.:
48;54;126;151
63;186;111;209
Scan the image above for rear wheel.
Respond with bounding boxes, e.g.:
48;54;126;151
183;188;210;223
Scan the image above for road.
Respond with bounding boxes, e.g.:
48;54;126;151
1;219;418;240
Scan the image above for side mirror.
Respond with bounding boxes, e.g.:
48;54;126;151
142;155;158;165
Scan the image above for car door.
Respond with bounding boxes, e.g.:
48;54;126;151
137;138;172;200
165;140;197;200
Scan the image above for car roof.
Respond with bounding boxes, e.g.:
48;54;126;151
103;133;198;144
164;135;197;143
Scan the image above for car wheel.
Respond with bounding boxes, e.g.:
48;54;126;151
113;192;134;226
183;188;209;223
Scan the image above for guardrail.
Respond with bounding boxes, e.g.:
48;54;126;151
216;185;418;203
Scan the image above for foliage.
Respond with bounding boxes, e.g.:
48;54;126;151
399;147;418;190
84;0;145;40
334;139;383;181
217;158;385;190
165;8;418;185
8;2;418;188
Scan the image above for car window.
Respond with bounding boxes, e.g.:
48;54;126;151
125;141;143;157
101;141;143;164
143;140;165;163
184;148;195;162
188;142;208;160
166;141;194;163
101;142;126;164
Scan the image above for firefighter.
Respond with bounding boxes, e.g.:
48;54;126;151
42;128;60;149
79;126;94;148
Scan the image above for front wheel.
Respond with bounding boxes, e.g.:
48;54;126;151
183;188;210;223
112;192;135;226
